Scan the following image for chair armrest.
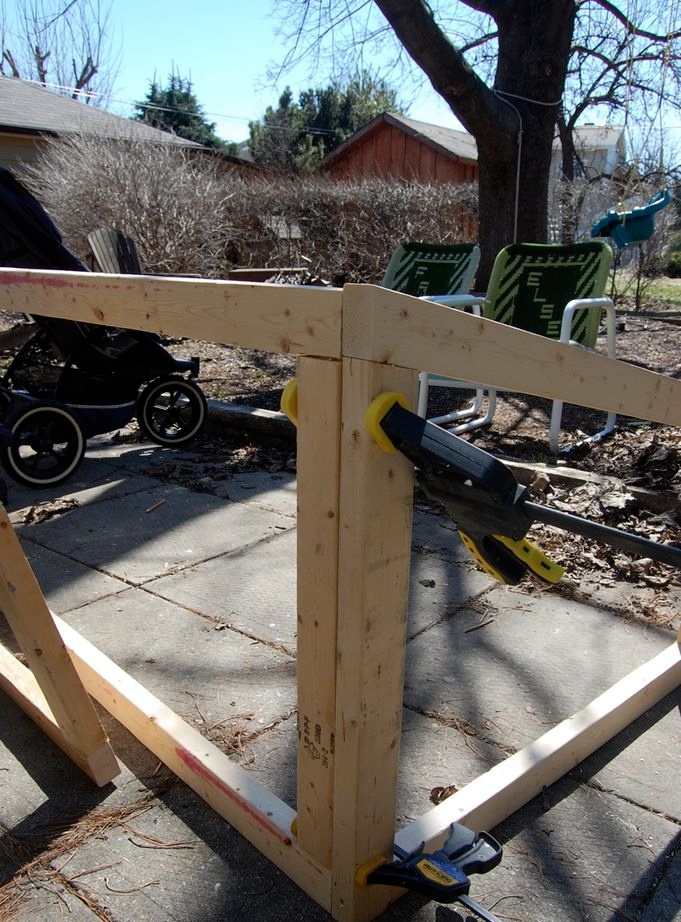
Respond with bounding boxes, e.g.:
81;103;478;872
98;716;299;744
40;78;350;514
420;294;486;316
422;294;485;306
560;297;616;357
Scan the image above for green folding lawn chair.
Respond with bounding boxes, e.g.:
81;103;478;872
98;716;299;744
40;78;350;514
381;240;480;297
417;240;617;453
382;241;485;428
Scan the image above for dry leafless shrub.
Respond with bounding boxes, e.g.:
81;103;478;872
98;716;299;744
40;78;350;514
223;174;478;283
22;133;237;277
22;134;478;282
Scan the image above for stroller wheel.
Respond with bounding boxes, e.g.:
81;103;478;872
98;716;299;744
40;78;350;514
1;403;85;487
137;376;207;446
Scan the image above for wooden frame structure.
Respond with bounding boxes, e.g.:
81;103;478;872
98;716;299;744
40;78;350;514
0;267;680;922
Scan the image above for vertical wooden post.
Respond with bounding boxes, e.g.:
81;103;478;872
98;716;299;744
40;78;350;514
331;357;418;922
0;508;119;786
296;356;342;867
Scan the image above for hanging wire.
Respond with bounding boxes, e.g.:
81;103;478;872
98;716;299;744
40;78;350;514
493;90;562;243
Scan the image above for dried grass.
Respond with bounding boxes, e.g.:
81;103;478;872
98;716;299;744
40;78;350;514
0;790;175;920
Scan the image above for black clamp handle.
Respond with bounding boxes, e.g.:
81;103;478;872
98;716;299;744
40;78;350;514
357;822;503;919
364;394;681;584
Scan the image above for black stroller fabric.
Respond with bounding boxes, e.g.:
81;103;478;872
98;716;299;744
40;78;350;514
0;167;177;390
0;168;85;271
0;169;206;488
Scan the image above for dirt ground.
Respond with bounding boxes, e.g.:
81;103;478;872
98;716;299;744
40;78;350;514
1;298;680;622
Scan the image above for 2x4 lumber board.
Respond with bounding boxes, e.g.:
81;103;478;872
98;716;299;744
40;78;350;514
0;643;118;785
53;614;332;908
0;269;342;358
296;357;342;867
0;509;119;786
331;358;419;922
341;284;681;427
395;637;681;859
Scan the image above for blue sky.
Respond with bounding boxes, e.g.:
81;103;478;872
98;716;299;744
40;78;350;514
106;0;463;143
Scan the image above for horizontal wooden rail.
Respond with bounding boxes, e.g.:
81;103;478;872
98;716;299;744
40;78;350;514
0;269;343;358
2;272;680;430
341;284;681;427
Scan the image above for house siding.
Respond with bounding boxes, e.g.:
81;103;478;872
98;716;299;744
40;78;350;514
320;121;478;185
0;132;45;170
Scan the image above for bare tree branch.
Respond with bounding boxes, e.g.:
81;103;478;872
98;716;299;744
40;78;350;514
33;44;50;84
372;0;510;137
2;0;119;103
459;30;498;55
72;53;96;95
1;49;20;77
589;0;681;42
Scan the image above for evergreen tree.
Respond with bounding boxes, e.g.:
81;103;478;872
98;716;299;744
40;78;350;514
248;73;403;172
134;74;227;149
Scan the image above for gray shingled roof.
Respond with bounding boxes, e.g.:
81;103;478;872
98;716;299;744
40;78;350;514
386;112;478;161
321;111;624;171
0;76;201;147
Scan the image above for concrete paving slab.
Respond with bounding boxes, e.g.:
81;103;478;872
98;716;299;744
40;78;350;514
4;884;99;921
404;587;677;745
640;841;681;922
6;469;169;522
232;712;298;807
223;470;297;516
19;483;295;584
0;698;65;830
412;506;470;565
9;792;335;922
147;528;297;648
7;539;128;614
568;688;681;818
578;572;681;633
63;588;296;726
1;434;679;922
395;707;503;821
485;776;681;922
407;555;495;637
404;590;681;827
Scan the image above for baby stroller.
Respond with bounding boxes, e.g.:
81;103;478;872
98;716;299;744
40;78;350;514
0;168;207;488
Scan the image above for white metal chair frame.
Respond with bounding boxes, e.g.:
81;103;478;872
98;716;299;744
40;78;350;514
417;243;618;454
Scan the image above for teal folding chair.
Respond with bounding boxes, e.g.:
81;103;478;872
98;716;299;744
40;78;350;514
417;241;617;453
381;241;484;427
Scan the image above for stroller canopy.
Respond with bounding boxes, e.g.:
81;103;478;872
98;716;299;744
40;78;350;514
0;168;85;271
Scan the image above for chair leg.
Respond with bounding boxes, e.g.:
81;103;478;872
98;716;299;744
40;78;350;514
448;390;496;433
550;400;617;454
548;399;564;454
417;372;429;417
551;300;618;453
418;375;488;426
428;386;486;426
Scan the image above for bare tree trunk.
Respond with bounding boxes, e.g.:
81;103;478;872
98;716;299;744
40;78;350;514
374;0;576;286
475;107;557;281
556;116;579;241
